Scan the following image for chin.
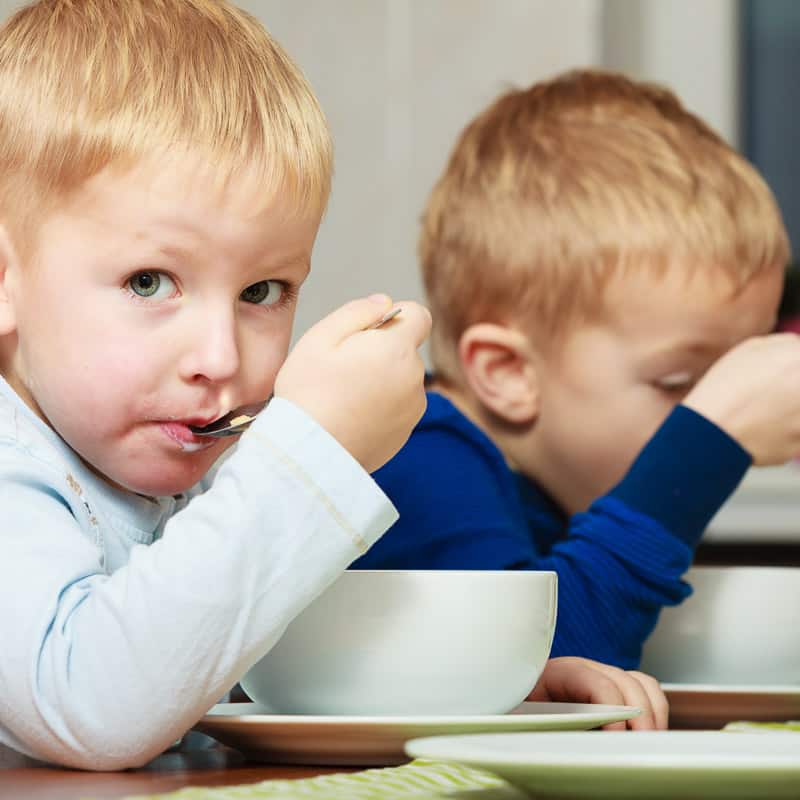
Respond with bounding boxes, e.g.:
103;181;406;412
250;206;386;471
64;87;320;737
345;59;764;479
132;477;202;497
106;458;214;498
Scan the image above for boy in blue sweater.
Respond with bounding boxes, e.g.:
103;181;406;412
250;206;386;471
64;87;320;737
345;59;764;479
354;69;799;670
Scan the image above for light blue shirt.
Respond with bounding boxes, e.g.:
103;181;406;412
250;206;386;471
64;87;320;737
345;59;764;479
0;376;397;769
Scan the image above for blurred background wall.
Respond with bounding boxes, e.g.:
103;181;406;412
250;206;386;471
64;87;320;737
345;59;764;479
0;0;791;338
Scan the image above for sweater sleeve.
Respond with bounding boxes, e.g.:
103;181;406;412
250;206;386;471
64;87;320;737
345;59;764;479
0;398;396;770
543;404;750;668
366;404;749;669
354;422;537;571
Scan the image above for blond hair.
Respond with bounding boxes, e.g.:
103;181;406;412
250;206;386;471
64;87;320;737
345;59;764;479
421;69;790;379
0;0;332;252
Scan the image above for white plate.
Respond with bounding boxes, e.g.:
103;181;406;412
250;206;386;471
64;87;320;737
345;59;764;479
194;701;639;765
406;731;800;799
663;683;800;729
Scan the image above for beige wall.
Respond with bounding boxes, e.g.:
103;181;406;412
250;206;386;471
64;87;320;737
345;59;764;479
239;0;605;338
0;0;739;342
603;0;740;145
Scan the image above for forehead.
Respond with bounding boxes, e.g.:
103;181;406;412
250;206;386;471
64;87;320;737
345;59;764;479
78;152;309;223
33;151;321;264
598;266;783;354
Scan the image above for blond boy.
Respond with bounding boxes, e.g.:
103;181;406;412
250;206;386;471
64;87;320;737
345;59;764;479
0;0;435;769
358;70;800;670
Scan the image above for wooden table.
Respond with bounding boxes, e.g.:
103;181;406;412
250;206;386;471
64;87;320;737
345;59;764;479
0;746;359;800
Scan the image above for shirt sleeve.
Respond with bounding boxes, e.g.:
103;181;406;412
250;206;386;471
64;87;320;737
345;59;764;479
366;405;749;670
0;398;396;770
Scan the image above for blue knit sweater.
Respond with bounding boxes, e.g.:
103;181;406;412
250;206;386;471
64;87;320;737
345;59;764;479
353;392;750;669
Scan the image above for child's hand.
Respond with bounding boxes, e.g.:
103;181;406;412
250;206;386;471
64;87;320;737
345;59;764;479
527;656;668;730
274;295;432;473
682;333;800;465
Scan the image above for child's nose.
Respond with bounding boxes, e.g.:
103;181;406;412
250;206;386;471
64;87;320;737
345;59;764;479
178;313;240;384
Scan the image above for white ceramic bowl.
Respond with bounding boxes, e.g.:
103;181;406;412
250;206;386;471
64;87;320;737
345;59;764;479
640;566;800;685
241;570;557;716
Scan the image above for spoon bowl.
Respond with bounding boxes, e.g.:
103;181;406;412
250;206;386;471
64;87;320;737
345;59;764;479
189;401;267;437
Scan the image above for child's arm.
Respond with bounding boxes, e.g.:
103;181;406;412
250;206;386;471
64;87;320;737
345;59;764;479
0;403;392;770
531;326;800;665
360;395;745;669
0;296;430;770
527;657;668;731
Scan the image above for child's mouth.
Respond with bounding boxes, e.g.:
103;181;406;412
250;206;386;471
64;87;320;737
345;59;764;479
160;421;218;452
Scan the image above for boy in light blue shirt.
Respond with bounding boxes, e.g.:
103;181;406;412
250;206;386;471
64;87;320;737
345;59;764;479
0;0;432;770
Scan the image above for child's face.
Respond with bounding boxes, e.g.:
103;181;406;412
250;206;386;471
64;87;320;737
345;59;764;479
526;266;783;514
2;153;320;495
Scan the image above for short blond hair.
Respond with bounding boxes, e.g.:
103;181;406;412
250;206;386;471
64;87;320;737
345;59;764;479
421;69;790;379
0;0;332;252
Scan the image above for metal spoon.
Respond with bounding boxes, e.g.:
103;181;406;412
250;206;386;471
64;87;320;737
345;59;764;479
188;401;268;438
189;306;403;438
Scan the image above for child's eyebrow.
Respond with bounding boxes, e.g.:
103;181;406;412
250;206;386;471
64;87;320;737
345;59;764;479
640;340;727;363
266;254;311;275
643;323;774;363
145;239;310;278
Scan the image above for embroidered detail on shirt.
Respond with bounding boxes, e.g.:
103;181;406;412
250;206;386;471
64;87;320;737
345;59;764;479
66;472;99;527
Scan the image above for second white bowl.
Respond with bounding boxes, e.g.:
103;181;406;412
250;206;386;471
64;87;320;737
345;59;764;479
640;566;800;685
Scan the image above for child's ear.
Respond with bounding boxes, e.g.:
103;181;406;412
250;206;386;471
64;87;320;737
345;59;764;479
0;224;19;335
458;323;539;425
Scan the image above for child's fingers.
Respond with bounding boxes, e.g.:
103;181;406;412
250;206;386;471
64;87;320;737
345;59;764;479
527;656;669;732
373;301;432;348
308;294;394;343
529;657;625;705
583;660;664;731
625;670;669;730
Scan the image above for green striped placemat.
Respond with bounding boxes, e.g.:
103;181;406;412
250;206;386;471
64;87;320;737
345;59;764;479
119;759;525;800
722;720;800;733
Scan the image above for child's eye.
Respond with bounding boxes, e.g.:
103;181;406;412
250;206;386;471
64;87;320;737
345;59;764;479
240;280;284;306
127;271;176;301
